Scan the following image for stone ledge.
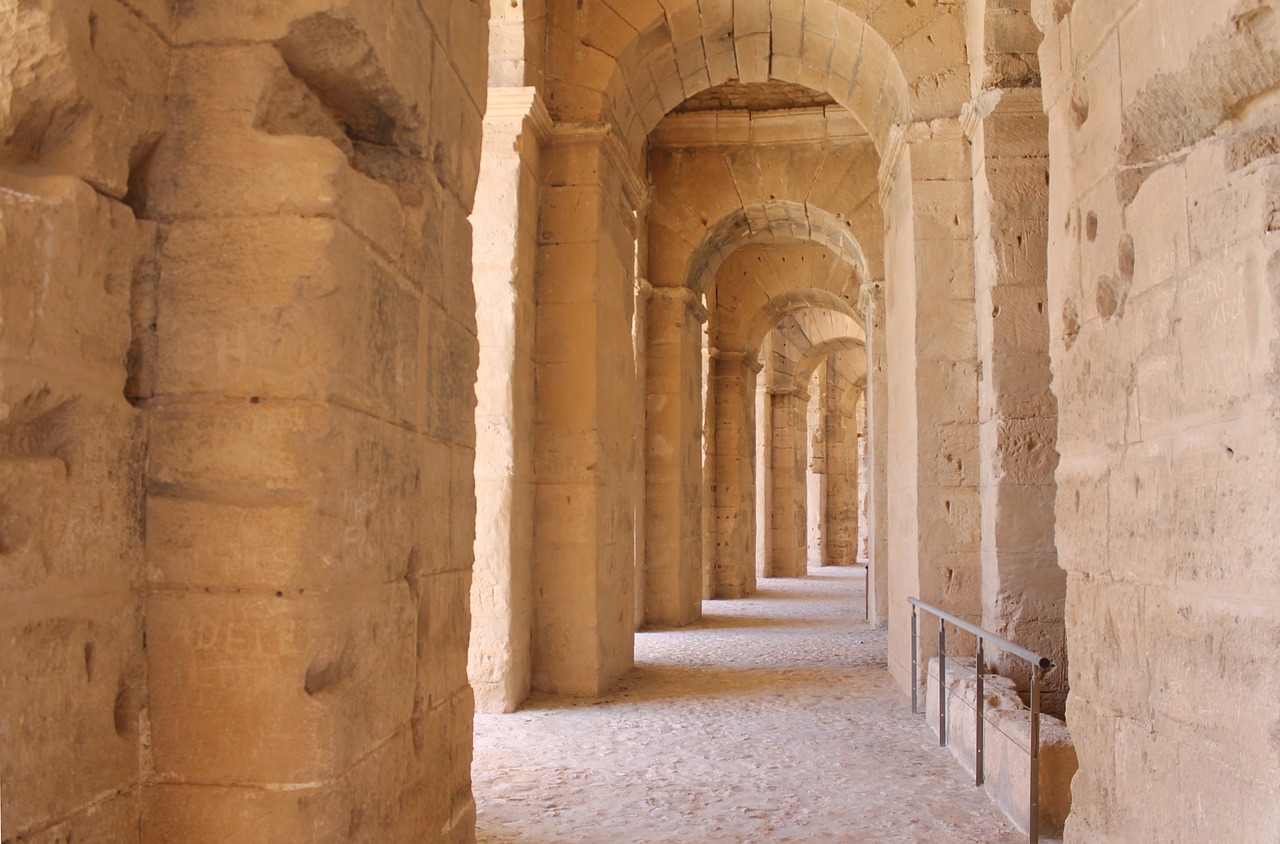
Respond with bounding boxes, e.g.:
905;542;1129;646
924;656;1076;838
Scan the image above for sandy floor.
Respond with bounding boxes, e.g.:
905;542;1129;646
473;568;1026;843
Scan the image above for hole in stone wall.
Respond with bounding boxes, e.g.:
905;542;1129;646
1062;300;1081;349
1070;93;1090;128
1085;212;1098;241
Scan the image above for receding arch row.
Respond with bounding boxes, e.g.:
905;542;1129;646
686;201;871;298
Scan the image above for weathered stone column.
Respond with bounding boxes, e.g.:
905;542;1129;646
965;88;1066;712
863;282;890;624
644;286;707;627
138;6;489;837
806;380;828;568
755;379;773;579
469;88;549;713
884;121;982;691
823;371;861;567
768;385;810;578
0;5;166;837
709;351;761;598
532;125;644;695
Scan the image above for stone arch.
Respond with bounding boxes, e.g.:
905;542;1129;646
686;201;870;297
549;0;914;156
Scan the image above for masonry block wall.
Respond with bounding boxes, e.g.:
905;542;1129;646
2;1;489;839
1;2;165;836
1035;0;1280;839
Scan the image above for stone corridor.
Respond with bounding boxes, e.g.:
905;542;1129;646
473;569;1026;843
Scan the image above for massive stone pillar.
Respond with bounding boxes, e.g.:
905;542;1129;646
822;367;861;568
1035;1;1280;840
806;379;828;569
532;126;643;695
0;4;166;837
755;379;773;579
966;88;1066;712
884;122;982;691
768;385;810;578
644;287;707;627
863;283;890;624
469;88;549;714
137;5;488;838
709;352;760;598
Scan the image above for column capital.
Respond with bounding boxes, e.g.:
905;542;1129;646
651;285;708;323
711;349;764;374
877;117;969;206
484;86;553;141
547;121;649;212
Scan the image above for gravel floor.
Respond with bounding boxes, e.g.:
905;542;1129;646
473;567;1026;843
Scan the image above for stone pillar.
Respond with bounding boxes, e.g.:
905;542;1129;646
644;286;707;627
806;378;826;568
823;372;861;567
755;379;772;579
1035;3;1280;839
768;386;810;578
469;88;549;714
884;122;982;691
709;352;761;598
965;88;1066;713
863;282;890;624
532;125;644;695
0;5;166;837
139;5;489;837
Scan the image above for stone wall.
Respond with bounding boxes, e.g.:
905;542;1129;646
1;1;166;836
2;1;488;839
1035;0;1280;839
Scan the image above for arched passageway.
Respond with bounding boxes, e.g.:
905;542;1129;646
474;569;1026;843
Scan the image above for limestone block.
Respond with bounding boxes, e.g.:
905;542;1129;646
1168;414;1279;592
147;407;424;592
924;658;1077;836
919;486;981;553
1177;242;1274;417
414;570;473;713
0;400;144;591
150;46;406;248
147;585;416;784
0;0;168;196
0;599;143;836
155;218;420;424
0;176;139;383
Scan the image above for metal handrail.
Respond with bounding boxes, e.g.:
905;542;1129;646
908;597;1053;844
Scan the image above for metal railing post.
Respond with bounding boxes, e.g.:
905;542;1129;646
911;605;919;715
1030;664;1042;844
907;597;1053;844
938;619;947;748
975;636;985;787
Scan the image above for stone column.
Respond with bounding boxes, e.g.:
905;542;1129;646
532;125;644;695
863;282;890;624
468;88;549;713
768;385;810;578
823;372;861;567
139;7;488;836
965;88;1066;712
755;379;773;579
884;121;983;691
806;378;826;568
709;351;761;598
644;286;708;627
